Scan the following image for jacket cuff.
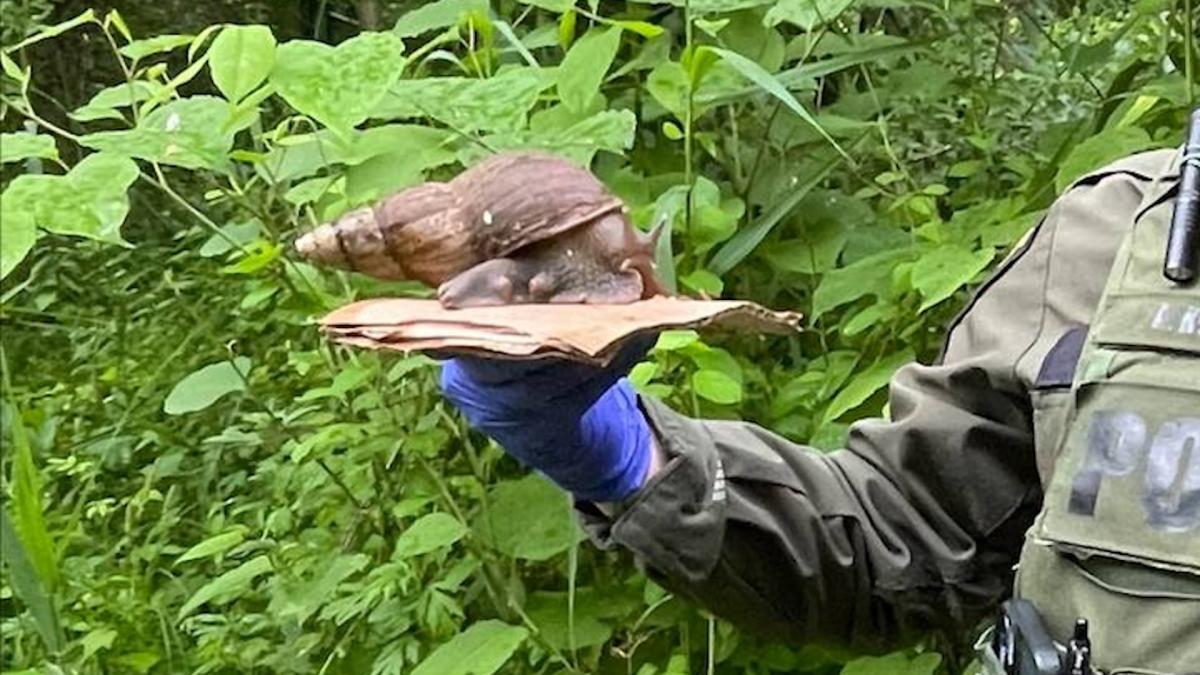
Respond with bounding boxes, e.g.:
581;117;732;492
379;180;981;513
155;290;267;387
574;395;728;582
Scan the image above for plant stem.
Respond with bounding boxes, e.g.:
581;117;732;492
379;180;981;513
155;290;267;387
1186;0;1196;105
567;538;579;667
683;0;696;268
706;616;716;675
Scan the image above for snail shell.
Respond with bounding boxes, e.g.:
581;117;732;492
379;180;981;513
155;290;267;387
294;151;626;287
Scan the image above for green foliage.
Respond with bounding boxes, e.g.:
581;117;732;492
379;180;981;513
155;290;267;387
0;1;1195;674
1;152;139;275
272;31;405;135
0;130;56;164
162;358;252;415
410;620;528;675
207;25;276;103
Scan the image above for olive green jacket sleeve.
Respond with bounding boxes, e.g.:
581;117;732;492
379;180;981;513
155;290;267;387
575;150;1176;652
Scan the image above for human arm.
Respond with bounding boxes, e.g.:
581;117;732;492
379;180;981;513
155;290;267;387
439;155;1159;651
567;164;1148;651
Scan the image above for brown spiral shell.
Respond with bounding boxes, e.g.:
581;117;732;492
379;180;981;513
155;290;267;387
294;151;625;286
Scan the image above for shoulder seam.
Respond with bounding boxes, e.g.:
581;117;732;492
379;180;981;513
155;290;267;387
933;213;1047;365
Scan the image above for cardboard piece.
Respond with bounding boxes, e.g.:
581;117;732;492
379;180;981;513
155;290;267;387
320;296;803;364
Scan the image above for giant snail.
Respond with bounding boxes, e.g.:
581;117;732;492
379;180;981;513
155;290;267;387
295;151;668;308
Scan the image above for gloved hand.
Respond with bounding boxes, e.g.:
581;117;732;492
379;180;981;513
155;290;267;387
439;336;657;503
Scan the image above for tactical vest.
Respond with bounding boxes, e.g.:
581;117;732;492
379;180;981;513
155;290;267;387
1013;149;1200;674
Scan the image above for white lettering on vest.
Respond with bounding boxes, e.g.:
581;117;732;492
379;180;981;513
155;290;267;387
1181;305;1199;335
1149;303;1200;336
1070;411;1200;532
1152;302;1173;331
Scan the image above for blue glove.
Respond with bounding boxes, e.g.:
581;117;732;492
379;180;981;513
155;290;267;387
439;336;656;503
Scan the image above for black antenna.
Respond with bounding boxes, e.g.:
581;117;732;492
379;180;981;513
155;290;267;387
1164;107;1200;284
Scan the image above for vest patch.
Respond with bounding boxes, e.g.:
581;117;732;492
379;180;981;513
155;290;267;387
1069;410;1200;533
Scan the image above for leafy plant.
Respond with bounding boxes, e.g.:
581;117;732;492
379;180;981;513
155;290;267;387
0;1;1194;673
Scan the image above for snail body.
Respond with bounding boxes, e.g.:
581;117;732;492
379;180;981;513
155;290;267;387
436;212;666;308
295;151;667;308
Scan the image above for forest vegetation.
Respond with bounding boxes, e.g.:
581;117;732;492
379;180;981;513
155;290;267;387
0;0;1196;673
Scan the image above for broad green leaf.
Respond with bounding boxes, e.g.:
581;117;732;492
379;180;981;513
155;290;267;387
45;154;138;242
71;81;166;121
222;241;281;274
812;248;915;318
163;357;252;415
557;26;622;113
394;512;468;558
694;180;744;251
80;627;117;661
199;221;261;257
707;46;846;159
1;153;139;247
261;124;454;184
411;620;528;675
525;589;615;650
387;355;437;382
269;554;369;626
685;344;743;384
0;132;57;164
394;0;488;37
841;302;896;336
272;32;405;134
175;528;247;564
475;109;636;165
284;176;340;206
119;34;195;60
1055;126;1158;192
766;0;856;30
764;220;848;274
6;401;58;592
647;178;741;255
841;651;942;675
111;653;160;674
375;68;552;133
208;25;276;102
177;555;273;619
680;268;724;295
692;370;742;404
260;130;347;181
655;330;700;351
0;511;62;652
911;245;994;312
0;189;37;280
81;96;256;171
342;125;458;202
645;59;746;119
720;10;784;70
822;349;913;424
475;475;580;560
629;362;660;387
